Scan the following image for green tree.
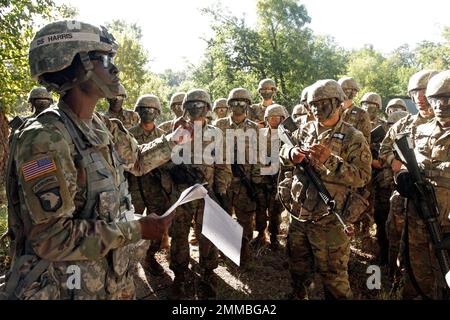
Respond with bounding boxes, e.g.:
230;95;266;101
192;1;348;109
0;0;78;116
100;20;171;115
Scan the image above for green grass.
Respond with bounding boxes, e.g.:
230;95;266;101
0;187;11;274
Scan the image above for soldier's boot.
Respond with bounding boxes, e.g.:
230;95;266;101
198;269;218;300
169;271;186;300
286;286;307;300
269;234;280;251
144;253;165;276
160;230;170;250
250;231;267;249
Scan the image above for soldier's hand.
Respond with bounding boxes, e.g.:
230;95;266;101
290;147;306;164
309;144;331;164
372;159;382;169
169;117;194;145
391;159;403;173
138;213;174;240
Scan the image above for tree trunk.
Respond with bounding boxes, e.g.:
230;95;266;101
0;111;9;205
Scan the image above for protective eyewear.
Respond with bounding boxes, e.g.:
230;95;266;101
184;101;208;109
89;52;115;68
428;96;450;106
229;100;248;107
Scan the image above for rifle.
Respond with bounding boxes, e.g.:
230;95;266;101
370;125;387;159
393;133;450;288
170;163;230;212
278;116;352;235
370;125;387;145
231;163;258;199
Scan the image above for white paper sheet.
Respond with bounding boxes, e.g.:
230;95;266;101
202;195;243;266
150;183;243;266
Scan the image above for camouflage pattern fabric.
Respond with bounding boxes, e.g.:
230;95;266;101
214;116;261;264
3;99;174;300
280;117;371;299
341;104;372;143
104;108;140;130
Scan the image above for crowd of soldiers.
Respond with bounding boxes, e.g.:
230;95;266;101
0;20;449;301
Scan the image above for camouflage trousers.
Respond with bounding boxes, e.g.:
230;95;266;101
287;214;353;299
373;184;393;264
254;183;283;240
353;185;374;250
227;179;257;263
129;181;171;261
385;191;406;279
400;201;445;300
169;196;218;273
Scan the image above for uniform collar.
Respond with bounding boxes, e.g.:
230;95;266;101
58;100;111;147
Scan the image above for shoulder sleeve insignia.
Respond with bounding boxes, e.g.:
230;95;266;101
22;157;57;182
332;133;345;140
36;187;62;212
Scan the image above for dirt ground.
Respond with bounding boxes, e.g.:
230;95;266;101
0;209;398;300
133;211;398;300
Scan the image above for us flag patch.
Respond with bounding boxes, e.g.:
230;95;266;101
22;158;57;182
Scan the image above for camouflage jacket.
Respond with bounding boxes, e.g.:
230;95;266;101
127;125;172;212
412;119;450;228
280;117;372;221
157;118;175;133
379;113;434;167
169;122;232;194
258;127;281;185
248;102;288;127
342;104;372;143
104;108;140;130
214;116;262;184
4;100;175;299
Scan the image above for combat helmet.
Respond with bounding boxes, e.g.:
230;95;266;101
212;98;228;111
27;87;53;103
408;70;439;93
308;79;347;104
134;94;161;111
182;89;212;110
258;78;277;92
169;92;186;107
29;20;118;96
264;104;287;121
386;98;407;113
227;88;252;105
360;92;382;108
425;70;450;98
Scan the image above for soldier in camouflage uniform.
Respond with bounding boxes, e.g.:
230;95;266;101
338;77;372;251
338;77;372;142
9;87;54;133
104;83;140;129
168;89;231;299
254;104;286;250
280;79;371;299
393;70;450;299
215;88;261;268
361;92;392;263
212;98;228;122
248;79;288;128
127;94;172;276
380;69;438;294
385;98;408;115
158;92;186;133
0;20;190;300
